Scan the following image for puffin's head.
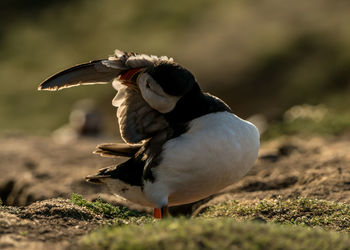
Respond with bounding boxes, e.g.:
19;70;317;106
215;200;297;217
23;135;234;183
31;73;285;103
120;62;199;113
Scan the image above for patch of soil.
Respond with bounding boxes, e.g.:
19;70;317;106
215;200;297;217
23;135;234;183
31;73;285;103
1;134;350;248
226;136;350;201
0;135;130;207
0;199;102;249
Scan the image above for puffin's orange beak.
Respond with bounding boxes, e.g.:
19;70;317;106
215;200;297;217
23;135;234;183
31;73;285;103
119;68;144;87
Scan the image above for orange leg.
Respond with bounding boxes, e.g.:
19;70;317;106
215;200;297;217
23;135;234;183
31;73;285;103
161;205;169;218
154;208;162;219
153;206;169;219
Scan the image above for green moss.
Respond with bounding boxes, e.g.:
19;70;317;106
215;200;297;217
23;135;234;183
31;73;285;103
80;218;350;250
71;194;150;220
19;231;28;236
200;198;350;232
77;198;350;249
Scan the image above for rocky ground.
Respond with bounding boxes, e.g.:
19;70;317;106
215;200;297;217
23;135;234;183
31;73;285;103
1;134;350;249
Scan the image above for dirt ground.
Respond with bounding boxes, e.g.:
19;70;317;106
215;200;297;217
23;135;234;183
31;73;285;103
1;134;350;249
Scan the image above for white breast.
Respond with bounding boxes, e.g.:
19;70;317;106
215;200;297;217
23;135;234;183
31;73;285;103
144;111;260;206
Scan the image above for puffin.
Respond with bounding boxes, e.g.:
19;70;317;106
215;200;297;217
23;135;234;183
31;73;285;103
39;50;260;219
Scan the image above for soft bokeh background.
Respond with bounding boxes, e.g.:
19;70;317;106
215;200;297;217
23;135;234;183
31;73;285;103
1;0;350;138
2;3;350;247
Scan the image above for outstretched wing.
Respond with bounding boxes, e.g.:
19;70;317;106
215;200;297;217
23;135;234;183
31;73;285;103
38;49;174;145
37;50;173;91
38;60;126;91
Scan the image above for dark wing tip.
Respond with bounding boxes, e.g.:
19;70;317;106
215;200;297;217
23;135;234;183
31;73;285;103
37;82;61;91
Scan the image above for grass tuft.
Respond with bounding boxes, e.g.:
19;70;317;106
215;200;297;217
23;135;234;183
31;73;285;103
200;198;350;232
81;218;350;250
77;197;350;249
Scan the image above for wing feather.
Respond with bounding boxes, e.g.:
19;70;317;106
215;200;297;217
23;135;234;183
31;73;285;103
38;60;124;91
113;79;169;144
39;50;174;145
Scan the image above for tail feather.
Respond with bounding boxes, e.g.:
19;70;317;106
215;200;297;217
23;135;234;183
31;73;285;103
93;143;141;158
85;174;110;184
85;165;115;183
86;164;121;183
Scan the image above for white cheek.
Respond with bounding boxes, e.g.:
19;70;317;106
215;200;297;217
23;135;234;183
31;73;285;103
143;91;178;113
138;75;180;113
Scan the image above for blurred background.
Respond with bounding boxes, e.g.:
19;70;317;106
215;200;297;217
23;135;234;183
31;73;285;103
1;0;350;139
